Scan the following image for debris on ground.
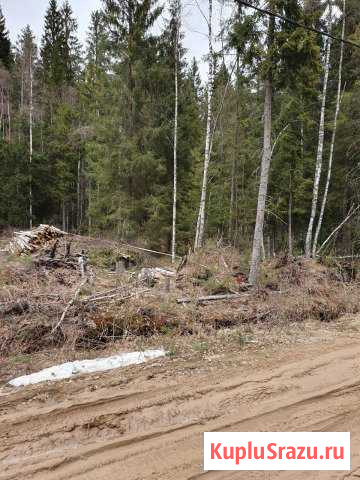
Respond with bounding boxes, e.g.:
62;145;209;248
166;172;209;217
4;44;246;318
138;267;175;286
7;224;67;255
8;349;166;387
1;229;360;363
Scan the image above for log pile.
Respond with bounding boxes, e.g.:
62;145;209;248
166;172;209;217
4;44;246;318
8;225;67;255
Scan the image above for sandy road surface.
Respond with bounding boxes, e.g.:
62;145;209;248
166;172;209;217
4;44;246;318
1;336;360;479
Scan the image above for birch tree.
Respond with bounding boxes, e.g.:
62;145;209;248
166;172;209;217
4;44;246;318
248;26;274;284
305;4;332;258
29;47;33;230
247;0;276;285
18;27;37;229
171;0;181;263
312;0;346;257
194;0;214;249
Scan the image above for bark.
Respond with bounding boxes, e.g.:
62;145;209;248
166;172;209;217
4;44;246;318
172;0;180;264
229;57;240;242
248;13;275;285
288;181;293;257
194;0;213;249
77;155;81;231
304;34;332;257
21;70;24;111
177;294;244;304
7;97;11;143
312;0;346;257
62;202;66;232
29;52;34;230
88;180;92;236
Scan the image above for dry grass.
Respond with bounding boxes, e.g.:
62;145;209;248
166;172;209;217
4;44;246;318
1;235;360;363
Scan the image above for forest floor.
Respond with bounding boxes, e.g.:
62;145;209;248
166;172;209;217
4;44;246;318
2;230;360;477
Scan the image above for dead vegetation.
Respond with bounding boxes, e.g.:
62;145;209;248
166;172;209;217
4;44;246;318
1;229;360;360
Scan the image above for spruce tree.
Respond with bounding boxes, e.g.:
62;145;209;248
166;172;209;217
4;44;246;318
60;1;82;85
41;0;64;87
0;7;11;69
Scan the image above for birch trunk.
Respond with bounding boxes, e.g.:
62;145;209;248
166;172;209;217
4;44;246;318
248;77;272;285
288;178;293;257
312;0;346;257
62;202;66;232
0;88;3;138
171;0;180;264
304;28;332;257
248;13;274;286
88;179;92;236
229;57;240;242
77;156;81;231
7;96;11;143
29;53;33;230
194;0;213;249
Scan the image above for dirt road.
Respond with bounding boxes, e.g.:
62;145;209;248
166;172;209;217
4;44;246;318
1;335;360;479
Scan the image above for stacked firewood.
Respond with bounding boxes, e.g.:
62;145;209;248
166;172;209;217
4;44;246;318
8;225;67;255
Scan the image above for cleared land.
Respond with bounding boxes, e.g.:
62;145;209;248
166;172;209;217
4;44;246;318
2;233;360;478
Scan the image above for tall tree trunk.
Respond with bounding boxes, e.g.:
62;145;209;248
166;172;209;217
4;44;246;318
0;88;3;138
62;202;66;232
312;0;346;257
305;18;332;257
229;56;240;242
194;0;213;249
288;174;293;257
88;179;92;236
172;0;180;264
21;70;24;111
7;96;11;143
29;53;33;230
77;155;81;231
248;13;274;286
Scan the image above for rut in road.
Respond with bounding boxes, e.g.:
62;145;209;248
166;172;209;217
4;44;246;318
1;337;360;480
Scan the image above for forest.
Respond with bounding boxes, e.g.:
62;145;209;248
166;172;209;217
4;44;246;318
0;0;360;284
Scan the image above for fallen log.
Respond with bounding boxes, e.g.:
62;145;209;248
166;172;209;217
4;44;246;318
34;258;78;269
138;267;175;286
177;293;243;304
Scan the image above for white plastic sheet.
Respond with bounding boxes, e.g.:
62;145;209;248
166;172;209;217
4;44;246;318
9;349;166;387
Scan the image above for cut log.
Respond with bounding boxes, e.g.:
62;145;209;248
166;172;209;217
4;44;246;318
8;225;67;255
34;258;78;269
138;267;175;286
177;294;243;304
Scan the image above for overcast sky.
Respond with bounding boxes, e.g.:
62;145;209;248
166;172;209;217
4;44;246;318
0;0;233;79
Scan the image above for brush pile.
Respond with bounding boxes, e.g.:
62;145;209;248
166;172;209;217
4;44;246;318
8;225;67;256
1;233;360;359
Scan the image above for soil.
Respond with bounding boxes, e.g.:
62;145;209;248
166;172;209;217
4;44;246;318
1;325;360;479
